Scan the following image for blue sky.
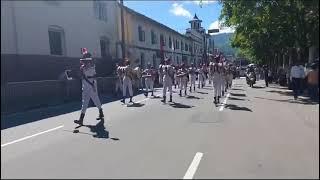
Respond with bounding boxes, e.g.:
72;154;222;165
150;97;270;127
123;0;234;34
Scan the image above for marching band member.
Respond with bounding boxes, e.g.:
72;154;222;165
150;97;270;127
142;63;155;97
74;52;104;126
189;63;197;92
177;63;188;96
158;60;164;86
161;58;174;103
120;59;134;104
114;63;123;96
220;65;227;96
197;64;205;88
212;63;222;104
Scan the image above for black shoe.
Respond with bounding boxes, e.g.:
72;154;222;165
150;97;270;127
169;95;172;102
144;92;148;97
96;109;104;120
121;98;125;104
129;96;133;103
161;96;166;103
151;92;154;96
74;113;85;125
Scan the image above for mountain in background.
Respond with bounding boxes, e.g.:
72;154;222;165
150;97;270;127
213;33;237;56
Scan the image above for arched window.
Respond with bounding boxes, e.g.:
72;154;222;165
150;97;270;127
100;36;110;58
48;25;66;56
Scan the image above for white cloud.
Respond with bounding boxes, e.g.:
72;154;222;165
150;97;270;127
193;0;218;5
169;3;192;19
208;20;235;34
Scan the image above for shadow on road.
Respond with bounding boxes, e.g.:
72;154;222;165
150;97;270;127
267;90;293;96
254;96;318;105
126;102;145;107
228;97;247;101
252;86;265;89
169;102;194;108
224;104;252;112
197;91;209;94
230;93;247;97
186;95;202;99
231;88;245;91
72;119;120;140
1;94;122;130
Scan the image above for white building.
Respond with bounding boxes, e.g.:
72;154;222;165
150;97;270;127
1;0;119;58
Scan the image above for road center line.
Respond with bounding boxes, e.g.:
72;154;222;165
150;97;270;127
183;152;203;179
1;125;64;147
219;93;230;111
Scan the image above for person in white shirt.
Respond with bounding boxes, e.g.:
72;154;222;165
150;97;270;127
290;62;303;100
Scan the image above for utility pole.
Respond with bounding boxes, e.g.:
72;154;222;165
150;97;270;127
120;0;125;60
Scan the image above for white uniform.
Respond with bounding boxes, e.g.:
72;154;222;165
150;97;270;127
143;68;155;94
121;65;133;98
115;66;123;93
220;70;227;95
189;67;197;90
81;64;102;114
177;68;188;94
212;71;222;98
159;64;164;85
161;64;174;97
198;68;205;88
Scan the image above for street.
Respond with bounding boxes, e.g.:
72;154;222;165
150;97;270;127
1;78;319;179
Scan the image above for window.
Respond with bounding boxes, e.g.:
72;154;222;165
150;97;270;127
185;43;188;51
153;54;157;67
169;37;172;48
176;40;179;49
138;26;145;42
100;37;110;58
48;25;65;56
160;34;166;46
151;30;157;44
140;53;145;69
93;0;107;22
181;41;183;51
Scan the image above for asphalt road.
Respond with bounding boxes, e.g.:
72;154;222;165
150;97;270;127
1;78;319;179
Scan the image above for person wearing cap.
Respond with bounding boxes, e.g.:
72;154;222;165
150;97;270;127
161;58;174;103
177;63;188;96
142;62;155;97
189;63;197;92
74;53;104;126
119;59;134;103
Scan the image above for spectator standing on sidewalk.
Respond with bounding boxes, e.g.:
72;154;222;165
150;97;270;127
290;62;304;100
263;65;269;87
307;64;319;101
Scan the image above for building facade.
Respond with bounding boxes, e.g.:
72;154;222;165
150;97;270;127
1;0;119;82
118;5;208;68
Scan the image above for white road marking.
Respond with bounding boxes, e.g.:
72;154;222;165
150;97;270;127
1;125;64;147
219;93;230;111
183;152;203;179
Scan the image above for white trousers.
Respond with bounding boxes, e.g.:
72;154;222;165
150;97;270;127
145;78;154;92
198;74;205;87
213;80;221;97
179;77;188;91
123;77;133;97
81;80;102;114
163;77;173;97
190;75;196;88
